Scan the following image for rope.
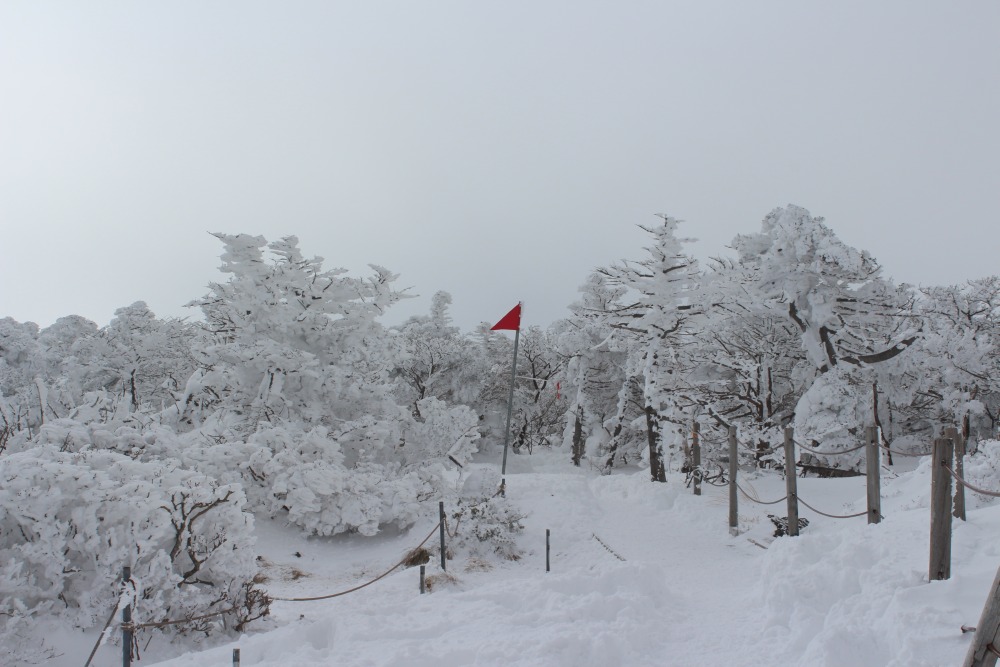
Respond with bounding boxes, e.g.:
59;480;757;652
83;603;119;667
943;465;1000;498
271;521;442;602
735;482;788;506
880;445;932;457
794;495;868;519
793;439;867;456
132;605;238;630
591;534;626;561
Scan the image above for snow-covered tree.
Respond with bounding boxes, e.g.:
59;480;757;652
556;272;629;467
178;234;479;535
96;302;196;413
732;206;920;470
597;216;702;480
186;234;406;429
393;291;484;417
691;259;809;466
0;318;47;437
904;277;1000;439
0;442;267;639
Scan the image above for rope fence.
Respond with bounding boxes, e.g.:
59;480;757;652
880;445;933;457
794;495;869;520
271;521;442;602
793;439;868;456
87;424;985;667
943;465;1000;498
735;482;788;506
721;425;884;537
735;482;865;519
94;517;447;667
718;424;981;587
131;605;238;630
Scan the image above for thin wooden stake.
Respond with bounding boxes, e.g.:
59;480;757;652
121;566;132;667
546;529;551;572
866;425;881;524
233;648;241;667
438;501;446;571
419;565;426;594
930;437;954;581
784;427;799;537
728;426;738;536
692;422;702;496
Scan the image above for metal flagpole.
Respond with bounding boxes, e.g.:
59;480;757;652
490;302;522;498
501;324;520;484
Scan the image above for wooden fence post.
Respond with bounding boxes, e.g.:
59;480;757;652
233;648;241;667
728;426;738;536
784;427;799;537
121;566;131;667
964;565;1000;667
949;426;967;521
692;422;702;496
929;436;954;581
419;565;426;594
866;425;881;524
438;501;446;571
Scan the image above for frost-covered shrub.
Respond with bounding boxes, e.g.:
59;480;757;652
5;417;184;460
0;445;267;636
446;495;525;561
793;369;869;473
12;412;473;538
181;402;478;537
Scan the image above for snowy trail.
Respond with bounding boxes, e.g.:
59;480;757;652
143;453;999;667
513;470;775;666
149;463;780;667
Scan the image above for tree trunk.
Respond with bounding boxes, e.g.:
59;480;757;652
571;406;585;466
604;420;623;472
645;404;666;482
129;368;140;412
872;381;891;465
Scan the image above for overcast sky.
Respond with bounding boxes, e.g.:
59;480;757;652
2;1;998;332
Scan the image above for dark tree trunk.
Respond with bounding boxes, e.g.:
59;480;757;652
645;404;666;482
604;419;623;472
129;369;139;412
571;405;585;467
872;381;891;465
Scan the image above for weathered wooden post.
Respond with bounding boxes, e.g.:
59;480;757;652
784;427;800;537
438;501;446;571
121;566;132;667
728;426;739;536
964;566;1000;667
419;565;426;594
949;426;967;521
233;648;241;667
692;422;702;496
546;529;551;572
866;426;881;524
929;436;954;581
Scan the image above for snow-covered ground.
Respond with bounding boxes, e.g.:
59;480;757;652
71;449;998;667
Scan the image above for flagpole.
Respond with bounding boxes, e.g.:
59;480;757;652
489;302;522;498
500;324;520;484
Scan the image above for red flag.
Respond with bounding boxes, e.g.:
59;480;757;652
490;303;521;331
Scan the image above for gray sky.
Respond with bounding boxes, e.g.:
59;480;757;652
2;1;998;332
